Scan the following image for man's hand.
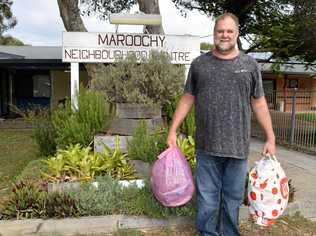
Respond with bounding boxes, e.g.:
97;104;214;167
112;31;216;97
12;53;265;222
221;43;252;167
262;139;276;156
167;130;177;148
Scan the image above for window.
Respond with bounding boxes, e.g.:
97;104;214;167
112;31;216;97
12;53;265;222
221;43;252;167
33;75;51;98
287;79;298;89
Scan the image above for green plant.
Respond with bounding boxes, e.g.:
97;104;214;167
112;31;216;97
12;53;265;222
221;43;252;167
97;136;136;180
42;139;136;182
1;181;46;219
163;94;196;137
52;88;112;149
127;121;168;163
16;107;57;156
44;191;79;218
92;51;185;108
1;181;79;219
67;176;196;218
177;135;196;170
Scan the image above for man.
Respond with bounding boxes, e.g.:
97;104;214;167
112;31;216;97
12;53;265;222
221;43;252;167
167;13;276;236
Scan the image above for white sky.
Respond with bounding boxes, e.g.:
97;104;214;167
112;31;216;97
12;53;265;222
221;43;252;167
5;0;215;46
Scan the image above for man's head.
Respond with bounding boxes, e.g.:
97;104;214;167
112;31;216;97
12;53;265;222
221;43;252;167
213;13;239;54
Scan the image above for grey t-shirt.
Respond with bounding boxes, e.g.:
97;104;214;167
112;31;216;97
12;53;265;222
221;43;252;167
184;52;264;159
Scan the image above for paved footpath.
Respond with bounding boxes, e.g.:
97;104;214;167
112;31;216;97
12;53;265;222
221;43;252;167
248;138;316;221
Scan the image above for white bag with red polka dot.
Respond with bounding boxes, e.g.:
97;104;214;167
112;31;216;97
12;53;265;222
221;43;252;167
248;155;289;226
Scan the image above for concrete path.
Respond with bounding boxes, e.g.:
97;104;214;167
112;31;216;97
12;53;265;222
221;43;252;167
249;138;316;220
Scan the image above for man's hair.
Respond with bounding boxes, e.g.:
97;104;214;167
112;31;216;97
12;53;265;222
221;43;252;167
214;13;239;31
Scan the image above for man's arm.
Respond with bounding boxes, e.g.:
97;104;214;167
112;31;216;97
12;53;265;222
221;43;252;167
251;96;276;155
167;93;195;147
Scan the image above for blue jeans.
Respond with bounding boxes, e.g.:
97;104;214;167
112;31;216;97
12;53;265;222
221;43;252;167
195;150;247;236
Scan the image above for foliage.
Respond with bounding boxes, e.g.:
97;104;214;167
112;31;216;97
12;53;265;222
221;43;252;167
177;136;196;170
0;181;79;219
44;191;80;218
79;0;136;20
200;42;214;51
16;107;57;156
296;113;316;122
92;52;185;108
1;181;46;219
0;0;16;35
0;35;24;45
68;176;196;218
172;0;316;63
52;88;112;149
97;136;136;180
163;94;196;137
42;141;136;182
127;121;168;163
18;89;111;155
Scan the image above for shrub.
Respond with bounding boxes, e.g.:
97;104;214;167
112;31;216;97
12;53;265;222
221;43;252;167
127;121;168;163
67;176;196;218
163;94;196;137
52;88;113;149
177;135;196;170
1;181;46;219
44;191;79;218
42;141;136;182
92;51;185;108
18;107;56;156
0;181;79;219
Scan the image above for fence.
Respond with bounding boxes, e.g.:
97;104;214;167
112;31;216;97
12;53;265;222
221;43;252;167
251;89;316;154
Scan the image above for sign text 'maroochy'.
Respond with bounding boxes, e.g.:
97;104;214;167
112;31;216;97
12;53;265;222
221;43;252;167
98;33;165;47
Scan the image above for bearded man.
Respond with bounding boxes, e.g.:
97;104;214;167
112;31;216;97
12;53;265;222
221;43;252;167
167;13;276;236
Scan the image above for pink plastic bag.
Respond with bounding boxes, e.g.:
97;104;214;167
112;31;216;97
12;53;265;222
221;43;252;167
151;147;195;207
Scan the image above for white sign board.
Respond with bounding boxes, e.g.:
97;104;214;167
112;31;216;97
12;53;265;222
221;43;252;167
62;32;200;64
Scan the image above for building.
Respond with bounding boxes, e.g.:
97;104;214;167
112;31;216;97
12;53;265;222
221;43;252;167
0;46;88;117
0;46;315;117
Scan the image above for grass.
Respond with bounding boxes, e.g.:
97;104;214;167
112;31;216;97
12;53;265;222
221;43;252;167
0;129;40;201
296;113;316;122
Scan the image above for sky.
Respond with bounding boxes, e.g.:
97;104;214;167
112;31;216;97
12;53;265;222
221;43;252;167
5;0;215;46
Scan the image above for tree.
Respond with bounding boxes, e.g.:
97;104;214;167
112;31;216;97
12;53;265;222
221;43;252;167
0;35;24;45
56;0;165;85
171;0;316;63
0;0;17;35
200;42;213;51
79;0;164;34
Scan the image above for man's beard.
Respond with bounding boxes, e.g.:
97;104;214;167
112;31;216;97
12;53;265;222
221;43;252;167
215;41;236;53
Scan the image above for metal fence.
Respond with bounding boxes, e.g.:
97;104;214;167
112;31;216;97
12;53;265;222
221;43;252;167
251;89;316;154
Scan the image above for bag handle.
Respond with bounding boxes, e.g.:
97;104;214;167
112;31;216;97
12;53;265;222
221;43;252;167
264;153;277;162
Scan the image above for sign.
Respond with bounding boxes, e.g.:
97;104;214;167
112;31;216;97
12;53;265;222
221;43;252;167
62;32;200;64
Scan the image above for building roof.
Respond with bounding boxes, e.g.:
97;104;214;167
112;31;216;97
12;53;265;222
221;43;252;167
0;51;24;60
0;46;62;60
0;46;315;76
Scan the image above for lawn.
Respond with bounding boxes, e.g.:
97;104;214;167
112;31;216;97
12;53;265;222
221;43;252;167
0;129;40;201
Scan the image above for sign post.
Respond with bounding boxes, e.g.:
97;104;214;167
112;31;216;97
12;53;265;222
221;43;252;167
70;63;79;110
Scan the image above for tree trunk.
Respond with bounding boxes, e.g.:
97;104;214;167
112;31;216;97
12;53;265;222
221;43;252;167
137;0;164;34
57;0;106;88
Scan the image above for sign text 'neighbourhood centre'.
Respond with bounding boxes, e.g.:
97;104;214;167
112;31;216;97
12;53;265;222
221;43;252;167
62;32;200;64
